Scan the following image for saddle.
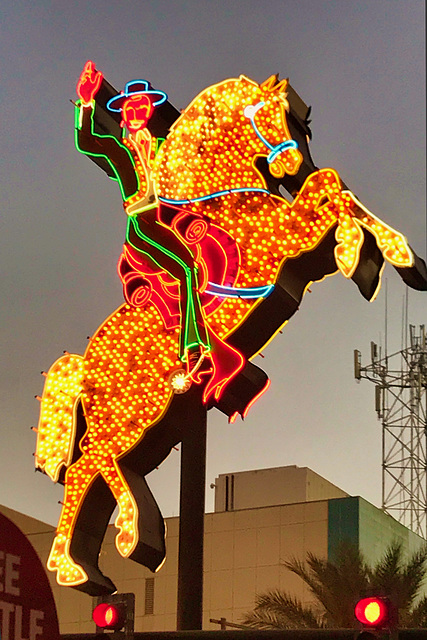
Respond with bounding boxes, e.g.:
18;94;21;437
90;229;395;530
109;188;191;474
118;206;268;414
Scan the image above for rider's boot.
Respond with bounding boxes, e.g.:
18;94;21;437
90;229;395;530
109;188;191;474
199;329;245;404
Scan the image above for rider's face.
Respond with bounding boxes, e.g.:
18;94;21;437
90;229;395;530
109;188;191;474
122;95;153;132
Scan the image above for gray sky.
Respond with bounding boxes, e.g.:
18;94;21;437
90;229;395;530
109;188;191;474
1;0;425;527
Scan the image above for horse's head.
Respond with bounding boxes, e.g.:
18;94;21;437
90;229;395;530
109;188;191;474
153;75;303;202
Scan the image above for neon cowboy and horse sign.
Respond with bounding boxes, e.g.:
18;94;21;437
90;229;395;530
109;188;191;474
35;61;427;595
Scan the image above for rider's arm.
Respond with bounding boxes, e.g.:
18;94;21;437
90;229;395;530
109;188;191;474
75;61;139;200
75;102;139;200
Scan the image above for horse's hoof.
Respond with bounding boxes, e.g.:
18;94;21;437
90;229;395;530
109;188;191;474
48;533;117;595
47;534;88;586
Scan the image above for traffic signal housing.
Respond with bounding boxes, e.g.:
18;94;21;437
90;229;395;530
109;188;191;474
93;592;135;636
354;596;397;638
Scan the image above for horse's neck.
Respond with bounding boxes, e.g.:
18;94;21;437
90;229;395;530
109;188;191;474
239;199;290;286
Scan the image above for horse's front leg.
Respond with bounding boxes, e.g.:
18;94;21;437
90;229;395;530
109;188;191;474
342;190;413;268
292;169;413;278
289;169;363;278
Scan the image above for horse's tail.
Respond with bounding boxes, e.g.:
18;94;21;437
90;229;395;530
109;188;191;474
35;354;85;482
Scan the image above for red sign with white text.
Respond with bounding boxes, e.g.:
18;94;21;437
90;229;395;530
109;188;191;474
0;511;60;640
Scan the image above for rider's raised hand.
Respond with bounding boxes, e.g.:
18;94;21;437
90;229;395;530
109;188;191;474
76;60;103;106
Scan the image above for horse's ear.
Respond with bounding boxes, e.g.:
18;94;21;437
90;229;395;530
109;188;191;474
260;75;288;93
260;75;279;91
238;74;259;89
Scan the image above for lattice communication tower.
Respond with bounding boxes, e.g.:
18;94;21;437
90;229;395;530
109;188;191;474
354;324;427;538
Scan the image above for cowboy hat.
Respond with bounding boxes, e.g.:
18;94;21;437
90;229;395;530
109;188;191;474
106;80;167;113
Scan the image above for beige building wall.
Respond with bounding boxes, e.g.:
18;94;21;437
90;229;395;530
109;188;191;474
214;465;348;512
96;501;328;633
1;484;330;633
0;504;89;634
6;466;419;634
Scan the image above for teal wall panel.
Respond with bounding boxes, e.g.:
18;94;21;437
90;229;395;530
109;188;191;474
328;496;359;562
358;497;425;565
328;496;425;572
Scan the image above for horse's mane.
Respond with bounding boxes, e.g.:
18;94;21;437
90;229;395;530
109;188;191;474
153;75;293;202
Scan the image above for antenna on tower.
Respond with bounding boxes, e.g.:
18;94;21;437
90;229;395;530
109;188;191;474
384;279;388;362
354;309;427;538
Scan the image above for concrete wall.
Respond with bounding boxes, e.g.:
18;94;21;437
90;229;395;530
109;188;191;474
0;499;329;634
214;465;348;512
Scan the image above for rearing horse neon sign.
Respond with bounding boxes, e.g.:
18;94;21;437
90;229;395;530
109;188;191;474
35;62;426;595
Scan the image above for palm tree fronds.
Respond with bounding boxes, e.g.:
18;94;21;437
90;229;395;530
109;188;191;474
371;540;427;611
242;589;323;629
408;595;427;628
242;541;427;630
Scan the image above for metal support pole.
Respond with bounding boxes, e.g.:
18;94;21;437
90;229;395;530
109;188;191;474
176;401;207;630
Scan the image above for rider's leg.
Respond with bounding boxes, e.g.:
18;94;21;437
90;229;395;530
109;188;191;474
126;213;210;361
126;211;245;401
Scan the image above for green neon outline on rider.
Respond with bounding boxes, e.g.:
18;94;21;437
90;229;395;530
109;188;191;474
74;99;210;360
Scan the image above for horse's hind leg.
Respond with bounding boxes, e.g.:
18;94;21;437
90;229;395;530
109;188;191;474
68;473;118;595
47;456;103;587
114;460;167;571
99;457;140;559
48;450;142;585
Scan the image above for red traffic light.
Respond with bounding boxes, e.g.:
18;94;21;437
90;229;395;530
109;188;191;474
92;602;125;630
354;597;390;627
